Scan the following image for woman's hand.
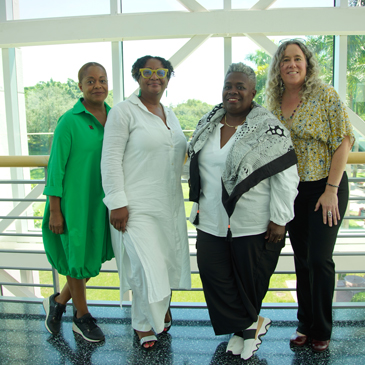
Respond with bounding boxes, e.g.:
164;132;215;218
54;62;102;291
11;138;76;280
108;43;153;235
110;207;129;232
315;189;339;227
265;221;285;243
49;211;65;234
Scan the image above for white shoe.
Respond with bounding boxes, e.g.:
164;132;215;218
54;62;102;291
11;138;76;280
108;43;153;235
226;335;244;355
241;316;271;360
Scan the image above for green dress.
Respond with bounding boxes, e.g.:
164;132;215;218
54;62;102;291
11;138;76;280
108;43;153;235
42;98;114;279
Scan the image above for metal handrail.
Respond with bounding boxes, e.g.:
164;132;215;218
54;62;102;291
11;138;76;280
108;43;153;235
0;152;364;167
1;154;365;307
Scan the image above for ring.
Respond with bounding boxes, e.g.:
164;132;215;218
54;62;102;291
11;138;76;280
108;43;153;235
327;211;332;218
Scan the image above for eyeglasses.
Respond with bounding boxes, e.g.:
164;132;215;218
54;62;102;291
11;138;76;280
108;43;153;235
139;68;168;79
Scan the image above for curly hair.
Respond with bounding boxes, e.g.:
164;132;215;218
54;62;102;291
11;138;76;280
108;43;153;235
78;62;107;83
226;62;256;88
265;40;322;110
131;56;174;82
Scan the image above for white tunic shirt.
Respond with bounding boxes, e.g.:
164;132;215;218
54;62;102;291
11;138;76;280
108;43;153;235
101;93;191;304
189;123;299;237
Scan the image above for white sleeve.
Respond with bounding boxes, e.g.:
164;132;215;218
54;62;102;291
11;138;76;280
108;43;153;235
101;105;130;210
269;164;299;226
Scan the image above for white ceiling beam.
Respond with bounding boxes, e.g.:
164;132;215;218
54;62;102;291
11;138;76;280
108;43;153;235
245;33;277;56
250;0;277;10
224;37;232;74
176;0;208;12
333;35;348;101
110;0;121;14
168;34;212;68
1;7;365;48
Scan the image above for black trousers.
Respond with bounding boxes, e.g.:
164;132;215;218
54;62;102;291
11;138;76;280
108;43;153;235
196;229;284;335
287;173;349;341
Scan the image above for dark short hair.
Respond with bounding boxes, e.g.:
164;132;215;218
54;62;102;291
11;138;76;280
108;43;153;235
78;62;107;83
131;56;174;81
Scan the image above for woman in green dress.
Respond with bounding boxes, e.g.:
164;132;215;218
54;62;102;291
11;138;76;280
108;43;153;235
42;62;114;342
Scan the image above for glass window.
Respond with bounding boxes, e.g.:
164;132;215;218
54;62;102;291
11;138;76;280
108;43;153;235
347;35;365;121
121;0;185;13
196;0;223;9
347;34;365;224
232;37;270;106
271;0;334;7
0;50;7;155
21;42;113;155
166;37;224;107
18;0;110;19
348;0;365;6
123;37;223;107
233;0;334;8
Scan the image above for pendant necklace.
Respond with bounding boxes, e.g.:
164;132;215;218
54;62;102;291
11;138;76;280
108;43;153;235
224;115;246;130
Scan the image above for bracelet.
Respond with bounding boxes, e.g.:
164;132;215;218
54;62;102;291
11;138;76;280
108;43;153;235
326;182;339;188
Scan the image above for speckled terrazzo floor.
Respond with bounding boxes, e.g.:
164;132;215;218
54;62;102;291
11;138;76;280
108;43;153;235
0;301;364;365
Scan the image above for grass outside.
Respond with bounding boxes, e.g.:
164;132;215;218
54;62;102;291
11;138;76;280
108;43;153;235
39;271;296;304
36;173;296;304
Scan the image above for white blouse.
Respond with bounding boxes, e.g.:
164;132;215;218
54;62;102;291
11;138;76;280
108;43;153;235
189;123;299;237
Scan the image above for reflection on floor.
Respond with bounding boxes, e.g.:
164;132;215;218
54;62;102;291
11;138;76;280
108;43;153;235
0;301;364;364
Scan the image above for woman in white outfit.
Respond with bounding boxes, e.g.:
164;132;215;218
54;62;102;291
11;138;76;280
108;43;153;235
101;55;191;349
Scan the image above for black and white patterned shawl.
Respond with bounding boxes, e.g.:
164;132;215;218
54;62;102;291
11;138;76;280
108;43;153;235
189;102;298;218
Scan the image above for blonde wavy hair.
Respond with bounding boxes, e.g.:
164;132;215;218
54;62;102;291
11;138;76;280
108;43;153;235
265;40;322;111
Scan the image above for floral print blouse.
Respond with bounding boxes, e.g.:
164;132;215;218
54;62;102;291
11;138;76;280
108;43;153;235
272;83;354;182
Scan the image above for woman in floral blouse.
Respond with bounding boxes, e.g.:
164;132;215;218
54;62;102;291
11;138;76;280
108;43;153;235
266;40;354;353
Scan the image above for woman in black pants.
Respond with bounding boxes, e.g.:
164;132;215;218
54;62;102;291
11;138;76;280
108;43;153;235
188;62;299;360
266;39;354;352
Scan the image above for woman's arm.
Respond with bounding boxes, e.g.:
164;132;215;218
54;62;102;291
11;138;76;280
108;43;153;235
268;164;299;242
48;196;64;234
314;135;352;226
101;106;130;232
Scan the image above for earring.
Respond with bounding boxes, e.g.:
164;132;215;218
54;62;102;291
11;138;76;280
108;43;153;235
138;89;142;97
165;89;168;97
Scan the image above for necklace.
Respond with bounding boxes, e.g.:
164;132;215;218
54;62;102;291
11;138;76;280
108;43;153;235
280;100;302;122
224;115;246;129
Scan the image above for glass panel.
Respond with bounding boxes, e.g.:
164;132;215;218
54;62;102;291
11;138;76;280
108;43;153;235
21;43;113;155
122;0;186;13
233;0;334;9
123;37;223;107
270;0;334;8
196;0;223;9
18;0;110;20
232;37;270;106
0;50;7;155
348;0;365;6
347;35;365;121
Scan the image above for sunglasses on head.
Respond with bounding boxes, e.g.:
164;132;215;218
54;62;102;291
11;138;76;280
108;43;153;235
279;37;307;45
139;68;168;79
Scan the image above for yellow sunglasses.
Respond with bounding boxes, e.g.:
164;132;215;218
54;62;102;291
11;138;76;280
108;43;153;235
139;68;168;79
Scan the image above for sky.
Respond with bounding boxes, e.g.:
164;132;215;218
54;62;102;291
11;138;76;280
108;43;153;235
16;0;334;106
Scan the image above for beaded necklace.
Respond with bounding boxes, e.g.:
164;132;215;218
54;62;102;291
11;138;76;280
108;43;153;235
280;100;302;123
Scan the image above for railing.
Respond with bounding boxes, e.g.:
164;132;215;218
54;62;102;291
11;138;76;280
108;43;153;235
1;154;365;308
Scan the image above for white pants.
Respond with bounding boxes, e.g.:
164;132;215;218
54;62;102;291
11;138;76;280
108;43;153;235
123;234;171;334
